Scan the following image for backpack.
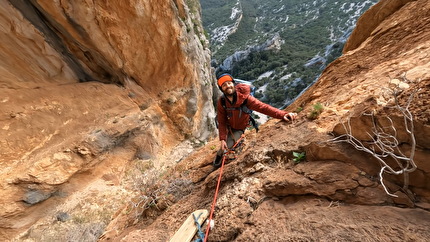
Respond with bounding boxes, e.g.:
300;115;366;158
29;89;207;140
217;80;259;132
234;79;256;96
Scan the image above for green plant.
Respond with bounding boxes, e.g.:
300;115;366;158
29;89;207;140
296;107;304;113
292;151;306;163
308;102;324;119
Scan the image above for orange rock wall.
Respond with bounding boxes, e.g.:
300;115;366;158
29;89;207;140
343;0;416;53
0;0;215;235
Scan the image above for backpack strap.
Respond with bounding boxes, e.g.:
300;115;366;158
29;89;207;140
221;96;227;109
241;98;259;132
249;115;259;132
220;96;259;132
222;96;244;118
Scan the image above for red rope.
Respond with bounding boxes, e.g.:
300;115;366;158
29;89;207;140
203;135;244;242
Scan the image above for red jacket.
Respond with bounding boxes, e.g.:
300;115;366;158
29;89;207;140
217;84;287;141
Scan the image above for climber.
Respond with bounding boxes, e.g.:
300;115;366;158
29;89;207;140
213;73;297;168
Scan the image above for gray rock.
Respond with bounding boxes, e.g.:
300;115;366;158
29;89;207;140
23;190;51;205
56;212;70;222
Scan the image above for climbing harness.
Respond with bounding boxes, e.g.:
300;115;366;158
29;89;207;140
226;127;245;159
203;135;245;242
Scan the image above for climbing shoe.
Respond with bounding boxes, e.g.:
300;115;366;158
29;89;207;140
213;155;223;169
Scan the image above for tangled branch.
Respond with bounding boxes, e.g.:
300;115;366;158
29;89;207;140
330;75;420;197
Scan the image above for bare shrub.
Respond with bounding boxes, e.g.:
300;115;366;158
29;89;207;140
330;74;419;197
127;167;168;219
125;160;194;221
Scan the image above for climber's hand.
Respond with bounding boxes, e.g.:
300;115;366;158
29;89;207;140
220;140;227;151
284;112;297;122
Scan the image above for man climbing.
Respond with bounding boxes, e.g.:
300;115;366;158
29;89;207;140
214;73;298;168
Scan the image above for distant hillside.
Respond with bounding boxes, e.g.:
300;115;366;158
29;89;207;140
201;0;377;107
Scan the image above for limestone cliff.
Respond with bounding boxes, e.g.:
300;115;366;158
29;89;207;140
1;0;430;241
0;0;215;240
100;0;430;241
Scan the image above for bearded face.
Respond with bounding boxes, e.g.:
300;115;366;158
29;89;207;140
221;81;235;96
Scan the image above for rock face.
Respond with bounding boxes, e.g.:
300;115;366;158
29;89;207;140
289;0;430;202
343;0;417;53
0;0;215;239
98;0;430;241
1;0;430;241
